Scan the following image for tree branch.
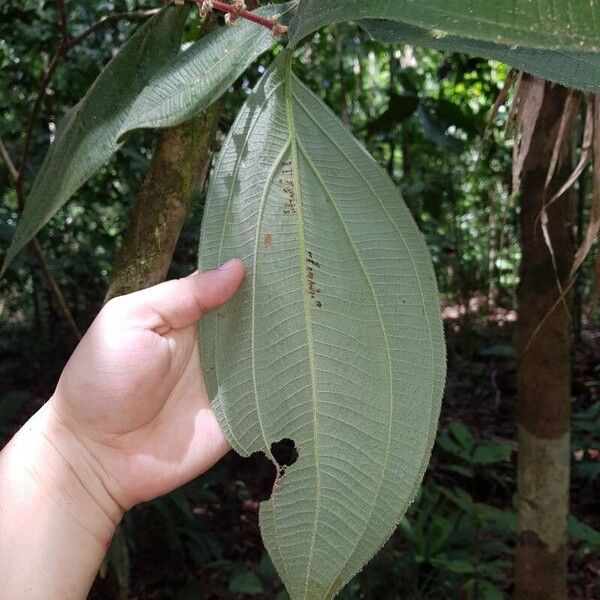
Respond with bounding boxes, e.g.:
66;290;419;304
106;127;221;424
18;50;62;182
19;8;160;182
0;137;19;183
29;237;82;341
193;0;288;34
5;5;160;342
66;9;160;49
56;0;70;45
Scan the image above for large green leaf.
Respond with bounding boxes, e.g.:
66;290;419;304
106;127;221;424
120;3;295;133
289;0;600;52
199;53;445;600
360;19;600;93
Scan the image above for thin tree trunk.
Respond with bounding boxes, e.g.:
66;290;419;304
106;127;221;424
105;103;220;301
487;190;498;313
514;77;576;600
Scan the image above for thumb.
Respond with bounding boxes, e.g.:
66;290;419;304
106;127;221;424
120;259;244;331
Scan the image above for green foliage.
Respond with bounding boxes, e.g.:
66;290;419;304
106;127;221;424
229;571;265;595
199;52;445;599
1;6;189;274
120;3;295;134
573;400;600;484
3;2;600;599
290;0;600;51
360;19;600;93
2;3;291;274
437;422;511;478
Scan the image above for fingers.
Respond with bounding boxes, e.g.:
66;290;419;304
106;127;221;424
113;259;244;332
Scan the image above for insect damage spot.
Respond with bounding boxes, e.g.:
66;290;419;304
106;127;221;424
263;233;274;248
307;250;321;303
271;438;298;468
270;438;299;495
280;160;296;215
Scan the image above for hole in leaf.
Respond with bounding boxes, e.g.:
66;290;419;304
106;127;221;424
270;438;298;468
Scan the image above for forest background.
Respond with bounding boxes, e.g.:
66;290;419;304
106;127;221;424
1;1;599;598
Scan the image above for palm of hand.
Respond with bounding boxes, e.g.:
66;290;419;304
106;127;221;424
50;264;243;510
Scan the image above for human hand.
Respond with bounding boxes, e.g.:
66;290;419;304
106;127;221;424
48;259;244;511
0;260;243;598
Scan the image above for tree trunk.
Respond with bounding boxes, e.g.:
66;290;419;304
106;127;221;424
105;103;220;301
514;78;576;600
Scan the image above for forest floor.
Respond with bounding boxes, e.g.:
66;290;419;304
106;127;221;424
1;304;599;599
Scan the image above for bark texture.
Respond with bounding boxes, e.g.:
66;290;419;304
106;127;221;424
105;103;220;301
514;78;576;600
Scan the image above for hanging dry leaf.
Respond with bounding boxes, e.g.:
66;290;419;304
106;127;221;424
570;95;600;279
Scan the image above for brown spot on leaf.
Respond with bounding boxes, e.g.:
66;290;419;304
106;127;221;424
306;251;321;300
263;233;274;248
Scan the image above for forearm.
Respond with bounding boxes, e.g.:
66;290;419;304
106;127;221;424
0;402;123;600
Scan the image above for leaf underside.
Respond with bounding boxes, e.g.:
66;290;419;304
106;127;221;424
360;19;600;93
199;54;446;600
119;2;295;134
289;0;600;52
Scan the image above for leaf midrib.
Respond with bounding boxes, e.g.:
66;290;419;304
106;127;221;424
283;54;323;600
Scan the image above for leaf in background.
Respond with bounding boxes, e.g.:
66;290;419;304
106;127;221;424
199;53;445;600
290;0;600;52
472;444;511;465
416;105;464;154
360;19;600;93
119;3;295;134
568;514;600;547
363;93;419;139
229;571;265;595
1;7;189;274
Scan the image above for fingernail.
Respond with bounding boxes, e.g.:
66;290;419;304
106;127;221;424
218;258;239;272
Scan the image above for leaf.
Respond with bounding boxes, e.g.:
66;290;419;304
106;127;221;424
479;344;516;359
448;422;473;452
471;444;511;465
1;6;189;274
199;53;446;600
431;557;476;575
229;571;265;595
119;3;295;134
478;581;504;600
449;465;473;478
416;105;464;153
364;93;418;138
259;553;278;582
289;0;600;53
359;19;600;93
568;514;600;547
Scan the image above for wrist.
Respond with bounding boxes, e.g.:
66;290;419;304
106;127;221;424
4;401;123;549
